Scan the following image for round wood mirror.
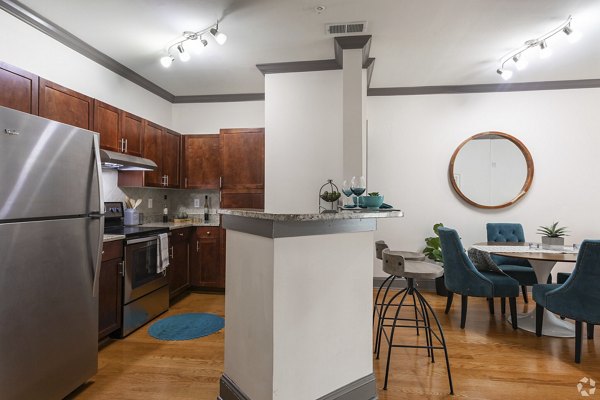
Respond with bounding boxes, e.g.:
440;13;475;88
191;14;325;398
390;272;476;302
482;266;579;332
449;131;534;209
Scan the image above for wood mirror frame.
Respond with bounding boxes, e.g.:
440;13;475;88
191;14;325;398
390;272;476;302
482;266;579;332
448;131;534;209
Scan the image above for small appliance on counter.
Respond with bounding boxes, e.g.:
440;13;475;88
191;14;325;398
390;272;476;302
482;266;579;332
104;202;170;337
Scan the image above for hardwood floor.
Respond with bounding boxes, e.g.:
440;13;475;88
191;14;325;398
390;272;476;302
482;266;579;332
70;291;599;400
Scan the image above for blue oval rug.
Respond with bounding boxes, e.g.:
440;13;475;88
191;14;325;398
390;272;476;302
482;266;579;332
148;313;224;341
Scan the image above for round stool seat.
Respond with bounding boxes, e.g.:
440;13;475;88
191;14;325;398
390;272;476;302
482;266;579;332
383;249;443;280
402;260;444;280
395;251;426;261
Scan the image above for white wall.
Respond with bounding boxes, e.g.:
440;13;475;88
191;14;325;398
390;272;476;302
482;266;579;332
171;101;265;133
0;10;172;128
368;88;600;277
264;70;343;213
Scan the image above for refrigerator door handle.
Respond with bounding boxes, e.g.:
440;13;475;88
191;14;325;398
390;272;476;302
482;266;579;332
91;134;104;298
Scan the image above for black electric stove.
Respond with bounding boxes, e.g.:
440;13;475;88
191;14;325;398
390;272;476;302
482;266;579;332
104;202;169;239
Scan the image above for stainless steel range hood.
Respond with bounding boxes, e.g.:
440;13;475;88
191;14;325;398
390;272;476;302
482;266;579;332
100;149;157;171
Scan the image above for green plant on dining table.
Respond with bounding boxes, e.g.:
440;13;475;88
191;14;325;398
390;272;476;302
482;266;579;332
537;221;569;238
423;223;444;263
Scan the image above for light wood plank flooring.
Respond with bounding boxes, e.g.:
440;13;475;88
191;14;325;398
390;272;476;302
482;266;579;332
69;291;600;400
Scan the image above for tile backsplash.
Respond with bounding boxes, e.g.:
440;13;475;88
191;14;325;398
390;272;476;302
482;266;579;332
102;170;219;222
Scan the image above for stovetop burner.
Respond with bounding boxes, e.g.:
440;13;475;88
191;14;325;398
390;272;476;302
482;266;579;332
104;201;169;239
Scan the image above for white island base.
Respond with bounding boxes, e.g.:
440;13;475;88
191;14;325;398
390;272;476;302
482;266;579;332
218;210;402;400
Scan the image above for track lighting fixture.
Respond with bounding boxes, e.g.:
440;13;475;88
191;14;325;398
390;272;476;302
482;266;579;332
159;21;227;68
496;15;580;80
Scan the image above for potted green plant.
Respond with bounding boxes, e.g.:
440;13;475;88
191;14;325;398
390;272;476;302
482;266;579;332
537;221;569;250
423;223;447;296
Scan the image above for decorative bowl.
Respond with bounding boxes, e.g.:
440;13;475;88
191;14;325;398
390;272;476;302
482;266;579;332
362;195;384;209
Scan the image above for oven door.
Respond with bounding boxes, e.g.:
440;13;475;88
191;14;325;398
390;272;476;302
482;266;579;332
124;236;168;304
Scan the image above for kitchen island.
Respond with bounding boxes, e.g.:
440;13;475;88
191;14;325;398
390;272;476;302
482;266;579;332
218;209;402;400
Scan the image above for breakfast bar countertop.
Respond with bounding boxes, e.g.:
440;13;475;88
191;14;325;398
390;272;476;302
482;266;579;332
218;208;403;222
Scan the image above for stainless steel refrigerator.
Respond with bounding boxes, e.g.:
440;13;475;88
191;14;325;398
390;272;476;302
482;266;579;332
0;106;104;399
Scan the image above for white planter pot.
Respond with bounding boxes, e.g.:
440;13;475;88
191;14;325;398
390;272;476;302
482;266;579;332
542;236;564;250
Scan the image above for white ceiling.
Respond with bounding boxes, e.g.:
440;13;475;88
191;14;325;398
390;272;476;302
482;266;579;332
18;0;600;96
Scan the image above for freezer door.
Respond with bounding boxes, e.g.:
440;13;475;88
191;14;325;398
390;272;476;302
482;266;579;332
0;217;101;400
0;106;101;221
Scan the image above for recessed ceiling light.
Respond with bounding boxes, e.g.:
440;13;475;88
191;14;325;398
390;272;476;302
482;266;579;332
315;5;326;14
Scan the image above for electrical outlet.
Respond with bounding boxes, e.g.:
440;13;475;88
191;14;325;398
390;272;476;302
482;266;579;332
148;198;153;208
194;199;200;208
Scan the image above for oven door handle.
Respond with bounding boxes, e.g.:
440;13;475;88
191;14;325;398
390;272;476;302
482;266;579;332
126;236;160;245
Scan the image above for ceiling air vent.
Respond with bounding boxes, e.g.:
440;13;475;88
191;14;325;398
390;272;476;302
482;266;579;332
325;21;367;36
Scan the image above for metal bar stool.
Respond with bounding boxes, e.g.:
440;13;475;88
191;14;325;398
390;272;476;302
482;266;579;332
373;241;427;354
377;248;453;394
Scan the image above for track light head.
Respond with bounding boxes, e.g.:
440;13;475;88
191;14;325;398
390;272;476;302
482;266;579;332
539;40;552;59
210;27;227;45
497;68;513;81
563;25;582;43
160;55;174;68
512;54;528;71
177;44;190;62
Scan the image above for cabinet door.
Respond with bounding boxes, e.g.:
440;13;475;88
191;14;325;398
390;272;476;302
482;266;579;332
191;227;223;288
121;112;144;156
98;257;122;340
94;100;121;152
169;232;190;300
163;129;181;188
220;128;265;191
183;134;221;189
0;62;38;114
39;79;93;129
143;121;163;187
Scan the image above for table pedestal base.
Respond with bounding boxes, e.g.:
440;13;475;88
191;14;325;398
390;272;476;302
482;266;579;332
509;309;575;337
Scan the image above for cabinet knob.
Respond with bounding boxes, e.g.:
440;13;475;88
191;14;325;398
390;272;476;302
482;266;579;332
206;231;211;235
178;233;184;237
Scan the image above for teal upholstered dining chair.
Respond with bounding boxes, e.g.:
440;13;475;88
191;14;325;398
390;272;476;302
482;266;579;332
439;227;520;329
486;223;538;304
533;240;600;363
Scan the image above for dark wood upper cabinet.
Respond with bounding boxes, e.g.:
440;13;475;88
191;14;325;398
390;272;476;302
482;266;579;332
220;128;265;209
120;111;144;157
93;100;121;152
182;134;221;189
39;79;93;130
221;128;265;190
163;129;181;188
143;121;163;187
0;62;38;115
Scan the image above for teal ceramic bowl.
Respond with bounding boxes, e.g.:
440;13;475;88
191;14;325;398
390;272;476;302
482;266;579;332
363;195;384;209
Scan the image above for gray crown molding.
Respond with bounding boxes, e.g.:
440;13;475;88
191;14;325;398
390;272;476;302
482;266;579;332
367;78;600;96
256;59;341;75
0;0;175;102
173;93;265;103
365;57;375;88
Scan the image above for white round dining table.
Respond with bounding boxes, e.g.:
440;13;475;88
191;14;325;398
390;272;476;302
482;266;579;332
474;242;578;338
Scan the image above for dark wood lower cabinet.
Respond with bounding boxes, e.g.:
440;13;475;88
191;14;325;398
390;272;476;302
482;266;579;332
191;227;224;289
168;228;191;300
99;241;123;341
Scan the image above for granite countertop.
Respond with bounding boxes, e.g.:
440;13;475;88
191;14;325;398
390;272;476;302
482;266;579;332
219;208;403;222
142;218;220;230
103;234;125;243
